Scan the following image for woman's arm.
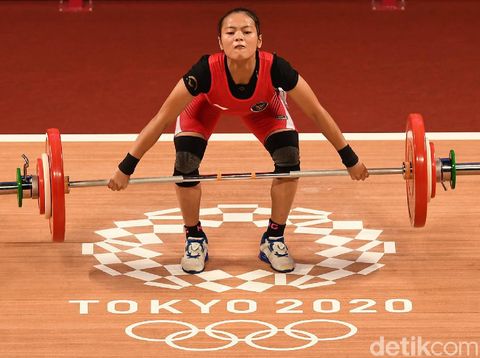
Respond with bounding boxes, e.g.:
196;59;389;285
288;75;347;150
108;79;193;190
288;75;369;180
129;79;194;159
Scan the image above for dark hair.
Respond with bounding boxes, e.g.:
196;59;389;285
217;8;261;36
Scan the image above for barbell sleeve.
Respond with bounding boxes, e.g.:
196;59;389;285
455;163;480;175
0;181;32;195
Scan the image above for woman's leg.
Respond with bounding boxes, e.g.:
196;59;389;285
261;130;301;272
174;97;220;273
174;132;206;227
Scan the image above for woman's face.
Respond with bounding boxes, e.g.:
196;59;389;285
218;12;262;61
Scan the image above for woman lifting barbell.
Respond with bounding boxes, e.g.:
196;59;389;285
108;8;369;274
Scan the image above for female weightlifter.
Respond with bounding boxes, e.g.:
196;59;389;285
108;8;369;274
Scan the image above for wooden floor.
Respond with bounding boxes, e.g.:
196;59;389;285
0;140;479;357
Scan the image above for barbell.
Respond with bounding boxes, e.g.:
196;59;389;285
1;113;479;242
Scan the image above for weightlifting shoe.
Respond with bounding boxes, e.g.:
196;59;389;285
181;235;208;274
259;233;295;273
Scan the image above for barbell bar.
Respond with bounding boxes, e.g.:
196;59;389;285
1;113;479;242
69;167;405;189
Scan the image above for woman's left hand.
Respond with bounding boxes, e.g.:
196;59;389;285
347;161;369;181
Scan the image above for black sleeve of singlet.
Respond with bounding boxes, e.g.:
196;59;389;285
271;54;299;91
182;55;211;96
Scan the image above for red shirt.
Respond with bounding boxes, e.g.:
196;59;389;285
204;51;287;120
177;50;295;142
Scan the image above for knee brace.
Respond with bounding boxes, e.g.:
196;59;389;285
264;131;301;173
173;136;207;187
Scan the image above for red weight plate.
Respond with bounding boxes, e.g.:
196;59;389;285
46;128;66;242
405;113;428;227
405;131;415;225
36;158;45;215
41;153;52;219
425;138;432;202
430;141;436;199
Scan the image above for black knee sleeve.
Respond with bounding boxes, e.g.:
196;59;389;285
264;131;301;173
173;136;207;187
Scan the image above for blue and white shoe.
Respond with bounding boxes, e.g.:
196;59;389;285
259;233;295;273
181;235;208;274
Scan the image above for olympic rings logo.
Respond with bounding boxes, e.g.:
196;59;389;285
125;319;358;351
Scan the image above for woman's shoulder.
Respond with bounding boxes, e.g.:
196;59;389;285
192;54;210;67
183;54;213;96
269;52;299;91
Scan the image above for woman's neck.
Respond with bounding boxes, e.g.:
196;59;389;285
226;54;257;84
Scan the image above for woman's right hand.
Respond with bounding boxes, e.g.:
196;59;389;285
108;169;130;191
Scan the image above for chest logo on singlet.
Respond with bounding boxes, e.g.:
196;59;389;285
250;101;268;112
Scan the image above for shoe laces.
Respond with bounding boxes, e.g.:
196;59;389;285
266;237;289;257
185;238;206;258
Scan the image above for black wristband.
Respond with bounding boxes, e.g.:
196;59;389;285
337;145;359;168
118;153;140;176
